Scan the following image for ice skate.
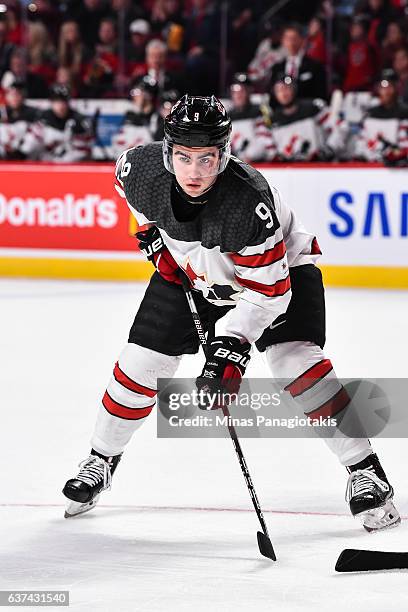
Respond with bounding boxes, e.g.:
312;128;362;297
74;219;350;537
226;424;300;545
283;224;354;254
63;451;121;518
346;453;400;532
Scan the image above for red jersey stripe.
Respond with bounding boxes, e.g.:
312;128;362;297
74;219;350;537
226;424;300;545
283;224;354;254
230;240;286;268
235;274;290;297
285;359;333;397
102;391;155;420
306;387;350;420
113;362;157;397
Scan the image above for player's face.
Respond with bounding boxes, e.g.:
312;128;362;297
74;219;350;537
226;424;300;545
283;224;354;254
51;100;69;118
172;145;219;196
274;82;295;106
231;84;249;109
378;83;396;105
5;88;23;109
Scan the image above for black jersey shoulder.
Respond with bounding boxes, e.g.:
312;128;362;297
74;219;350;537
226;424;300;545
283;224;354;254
272;99;322;127
368;104;408;120
229;103;262;121
205;157;279;252
117;143;279;252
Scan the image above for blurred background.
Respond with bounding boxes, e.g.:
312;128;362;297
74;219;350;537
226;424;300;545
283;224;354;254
0;0;407;284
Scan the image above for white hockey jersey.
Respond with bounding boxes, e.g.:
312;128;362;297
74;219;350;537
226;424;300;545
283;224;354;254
115;143;321;344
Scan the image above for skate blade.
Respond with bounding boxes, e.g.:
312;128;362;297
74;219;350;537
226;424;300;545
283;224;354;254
356;500;401;533
64;494;100;518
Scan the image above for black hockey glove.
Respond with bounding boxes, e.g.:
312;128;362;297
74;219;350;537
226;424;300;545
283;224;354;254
196;336;251;409
136;226;181;284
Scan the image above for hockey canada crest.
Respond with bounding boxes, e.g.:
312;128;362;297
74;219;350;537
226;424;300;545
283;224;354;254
182;260;240;304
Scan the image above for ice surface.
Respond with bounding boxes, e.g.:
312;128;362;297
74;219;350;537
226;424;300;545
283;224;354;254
1;279;408;611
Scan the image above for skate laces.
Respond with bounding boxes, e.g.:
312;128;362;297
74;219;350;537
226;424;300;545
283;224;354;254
77;455;112;491
345;468;389;503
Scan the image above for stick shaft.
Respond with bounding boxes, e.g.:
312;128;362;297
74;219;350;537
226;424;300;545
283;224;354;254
180;277;270;539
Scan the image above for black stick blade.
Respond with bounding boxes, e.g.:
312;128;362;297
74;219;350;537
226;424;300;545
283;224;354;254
257;531;276;561
336;549;408;572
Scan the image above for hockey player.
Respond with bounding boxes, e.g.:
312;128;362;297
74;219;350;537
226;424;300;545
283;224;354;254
21;85;94;162
110;76;160;159
355;69;408;165
228;72;268;163
63;95;400;533
263;75;345;161
0;80;39;159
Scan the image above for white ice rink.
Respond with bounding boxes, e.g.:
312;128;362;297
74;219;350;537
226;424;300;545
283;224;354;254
1;278;408;611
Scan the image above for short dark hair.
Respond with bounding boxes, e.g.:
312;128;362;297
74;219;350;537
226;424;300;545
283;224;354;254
282;23;305;38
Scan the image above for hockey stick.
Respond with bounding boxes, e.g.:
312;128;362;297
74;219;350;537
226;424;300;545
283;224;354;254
335;549;408;572
180;274;276;561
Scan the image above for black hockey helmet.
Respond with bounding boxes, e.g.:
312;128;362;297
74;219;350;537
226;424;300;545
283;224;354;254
378;68;398;88
50;84;70;101
163;94;232;175
230;72;251;89
130;74;159;99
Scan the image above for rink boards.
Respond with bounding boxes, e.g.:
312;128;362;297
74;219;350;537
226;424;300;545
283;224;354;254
0;162;407;287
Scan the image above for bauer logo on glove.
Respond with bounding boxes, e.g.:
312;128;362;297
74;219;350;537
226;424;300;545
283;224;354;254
196;336;251;408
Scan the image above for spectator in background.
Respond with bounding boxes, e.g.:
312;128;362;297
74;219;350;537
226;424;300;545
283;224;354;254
22;84;94;162
264;74;345;161
1;48;48;98
150;0;184;35
355;0;401;48
306;17;327;65
153;87;179;140
355;69;408;163
107;0;145;43
0;80;39;159
4;8;23;46
69;0;110;49
228;1;265;72
26;0;62;42
381;21;406;67
58;21;88;83
393;47;408;104
247;19;285;92
132;38;180;93
55;66;78;97
0;19;14;80
127;19;151;64
27;21;56;86
270;23;327;102
228;72;268;162
182;0;220;94
80;18;119;97
150;0;185;58
111;75;159;158
343;17;377;92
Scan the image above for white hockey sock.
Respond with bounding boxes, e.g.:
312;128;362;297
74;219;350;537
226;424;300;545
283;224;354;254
91;343;181;457
265;341;372;466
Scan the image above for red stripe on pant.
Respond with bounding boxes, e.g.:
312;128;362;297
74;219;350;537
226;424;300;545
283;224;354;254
113;362;157;397
307;387;351;420
102;391;155;420
285;359;333;398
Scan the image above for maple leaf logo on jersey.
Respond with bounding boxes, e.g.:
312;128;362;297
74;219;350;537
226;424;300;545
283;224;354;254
182;261;239;303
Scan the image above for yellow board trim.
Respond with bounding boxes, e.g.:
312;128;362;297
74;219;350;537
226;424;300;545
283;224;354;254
0;257;154;281
0;257;407;288
321;265;408;289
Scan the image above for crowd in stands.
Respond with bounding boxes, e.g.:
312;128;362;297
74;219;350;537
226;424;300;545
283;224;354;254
0;0;407;163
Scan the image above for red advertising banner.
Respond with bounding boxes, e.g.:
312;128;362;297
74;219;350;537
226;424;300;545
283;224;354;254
0;163;137;251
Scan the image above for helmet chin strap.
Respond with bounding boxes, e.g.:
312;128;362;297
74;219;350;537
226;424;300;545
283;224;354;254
175;175;218;204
